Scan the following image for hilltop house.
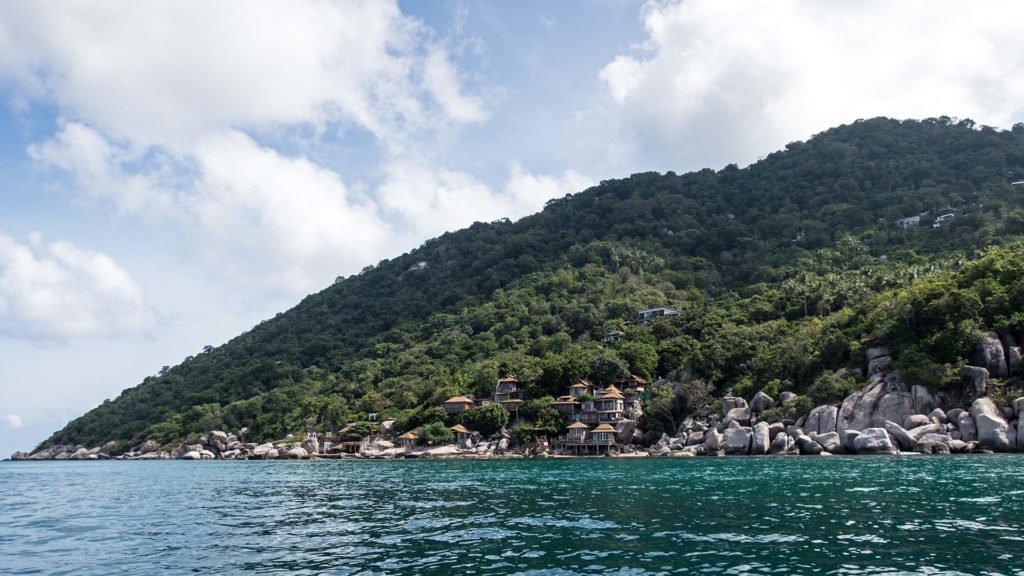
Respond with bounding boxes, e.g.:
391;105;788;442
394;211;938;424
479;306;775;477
896;215;921;229
637;307;680;323
493;374;526;420
617;374;647;394
553;395;579;419
932;213;954;228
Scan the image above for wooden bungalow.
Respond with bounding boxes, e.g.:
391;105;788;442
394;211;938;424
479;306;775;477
442;395;475;414
450;424;473;449
553;395;580;419
568;378;595;398
580;385;626;424
565;421;589;442
590;423;617;446
397;431;418;449
618;374;647;393
493;374;525;403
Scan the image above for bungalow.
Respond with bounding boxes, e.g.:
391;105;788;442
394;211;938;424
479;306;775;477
932;213;954;228
590;423;617;446
493;374;525;403
565;421;590;442
553;395;580;419
397;431;418;449
450;424;473;449
580;385;626;424
569;378;595;398
637;307;680;323
443;395;475;414
896;215;921;229
602;330;625;344
618;374;647;393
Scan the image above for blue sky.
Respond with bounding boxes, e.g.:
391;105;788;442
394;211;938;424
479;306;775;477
2;0;1023;456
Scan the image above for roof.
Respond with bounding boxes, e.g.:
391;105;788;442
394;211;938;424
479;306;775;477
620;374;647;384
450;424;472;434
567;421;590;429
592;423;616;433
639;307;680;314
398;432;417;440
604;330;624;336
443;396;474;404
569;382;590;389
497;374;518;382
554;395;578;403
501;399;523;404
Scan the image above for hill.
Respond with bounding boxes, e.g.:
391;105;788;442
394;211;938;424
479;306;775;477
40;116;1024;451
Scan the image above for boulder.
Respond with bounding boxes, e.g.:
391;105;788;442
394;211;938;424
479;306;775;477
1018;415;1024;453
1009;346;1023;377
722;427;752;455
928;408;948;425
779;391;798;405
806;405;838;435
866;346;891;362
853;428;898;455
301;439;318;455
686;431;704;446
868;355;893;376
722;396;749;412
136;440;160;454
751;422;771;455
750;391;775;414
181;451;201;460
795;434;822;455
265;449;279;460
971;332;1008;378
284;447;308;459
958;414;978;443
724;407;751;426
903;414;931;430
946;408;965;425
838;374;914;433
959;366;990;397
910;385;935;415
369;440;395;451
840;430;861;453
100;441;119;454
253;443;274;457
907;423;944;442
884;421;915;451
615;420;638;445
767;422;785;439
769;432;791;455
971;397;1016;451
209;430;228;442
199;450;216;460
815;432;844;454
703;429;722;451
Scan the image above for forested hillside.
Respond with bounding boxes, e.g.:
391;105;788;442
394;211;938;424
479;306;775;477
42;117;1024;450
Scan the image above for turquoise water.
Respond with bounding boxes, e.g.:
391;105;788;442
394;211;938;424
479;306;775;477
2;457;1024;575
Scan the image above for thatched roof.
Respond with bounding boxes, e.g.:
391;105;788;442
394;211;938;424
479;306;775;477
592;423;616;433
567;421;590;429
443;396;474;404
450;424;472;434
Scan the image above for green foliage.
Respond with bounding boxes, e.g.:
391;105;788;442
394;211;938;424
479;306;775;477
418;421;453;446
340;421;374;440
459;403;509;437
511;423;536;446
41;118;1024;450
521;397;563;434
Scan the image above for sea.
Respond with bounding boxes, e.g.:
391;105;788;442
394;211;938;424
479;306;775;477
2;456;1023;575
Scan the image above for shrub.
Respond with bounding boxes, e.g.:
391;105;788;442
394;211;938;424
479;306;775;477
418;421;454;445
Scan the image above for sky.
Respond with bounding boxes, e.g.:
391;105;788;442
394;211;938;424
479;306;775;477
2;0;1024;456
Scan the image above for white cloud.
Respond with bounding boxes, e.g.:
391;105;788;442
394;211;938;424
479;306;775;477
379;160;592;239
1;414;24;429
601;0;1024;171
423;46;488;124
0;233;155;339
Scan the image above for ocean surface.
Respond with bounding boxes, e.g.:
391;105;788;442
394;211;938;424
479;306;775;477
2;456;1023;575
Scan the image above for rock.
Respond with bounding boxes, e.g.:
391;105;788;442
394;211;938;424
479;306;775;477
722;427;752;455
806;405;838;435
770;432;791;455
751;422;771;455
815;432;844;454
369;440;394;451
1013;398;1024;418
946;408;965;425
884;421;915;451
615;420;638;444
853;428;898;455
11;451;28;460
100;441;119;454
425;445;459;457
910;385;935;415
779;391;798;405
685;430;704;446
253;442;274;457
971;397;1016;451
703;429;722;451
903;414;931;430
301;440;318;455
209;430;228;442
767;422;785;439
379;419;396;435
868;355;893;376
907;423;944;442
726;419;741;429
1009;345;1023;377
199;450;216;460
265;449;279;460
750;391;775;414
958;414;978;443
928;408;948;425
1017;415;1024;452
722;396;749;412
959;366;990;397
284;447;308;459
181;451;201;460
220;450;239;460
972;332;1008;378
866;346;891;362
136;440;160;454
724;407;751;426
840;430;861;453
795;434;822;455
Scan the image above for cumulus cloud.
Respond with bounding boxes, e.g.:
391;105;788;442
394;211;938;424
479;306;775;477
601;0;1024;171
378;160;592;239
0;233;155;339
1;414;24;429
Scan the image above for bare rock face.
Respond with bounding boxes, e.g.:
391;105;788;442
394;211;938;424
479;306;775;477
181;451;201;460
724;407;751;426
868;355;893;376
903;414;931;430
703;429;722;452
853;428;898;455
866;346;891;363
884;421;916;451
958;414;978;443
11;451;28;460
779;392;798;405
928;408;948;425
971;397;1016;451
971;332;1008;378
838;374;914;433
769;432;793;455
284;447;308;459
615;419;638;444
815;432;844;454
1017;415;1024;453
136;440;160;455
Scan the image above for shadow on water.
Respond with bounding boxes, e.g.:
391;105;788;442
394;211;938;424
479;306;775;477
2;456;1023;575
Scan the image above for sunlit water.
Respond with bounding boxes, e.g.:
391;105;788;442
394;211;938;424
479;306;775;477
2;456;1024;575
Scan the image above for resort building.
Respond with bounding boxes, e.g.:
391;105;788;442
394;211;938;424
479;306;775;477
602;330;624;344
618;374;647;393
569;378;595;398
557;421;618;454
579;385;626;424
637;307;680;323
451;424;473;449
553;395;580;419
397;431;418;449
493;374;526;421
443;395;475;414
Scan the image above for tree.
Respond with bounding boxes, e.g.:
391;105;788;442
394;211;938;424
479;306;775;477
460;403;509;437
618;341;659;379
418;421;453;445
521;397;563;434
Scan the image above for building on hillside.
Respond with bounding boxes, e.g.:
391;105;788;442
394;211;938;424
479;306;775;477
553;395;580;419
932;213;954;228
397;431;418;449
557;421;617;454
1011;180;1024;187
493;374;525;402
618;374;647;393
473;397;492;409
637;307;680;324
896;215;921;229
450;424;473;449
566;421;589;442
443;395;475;414
590;423;617;445
602;330;624;344
569;378;595;398
579;385;626;424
